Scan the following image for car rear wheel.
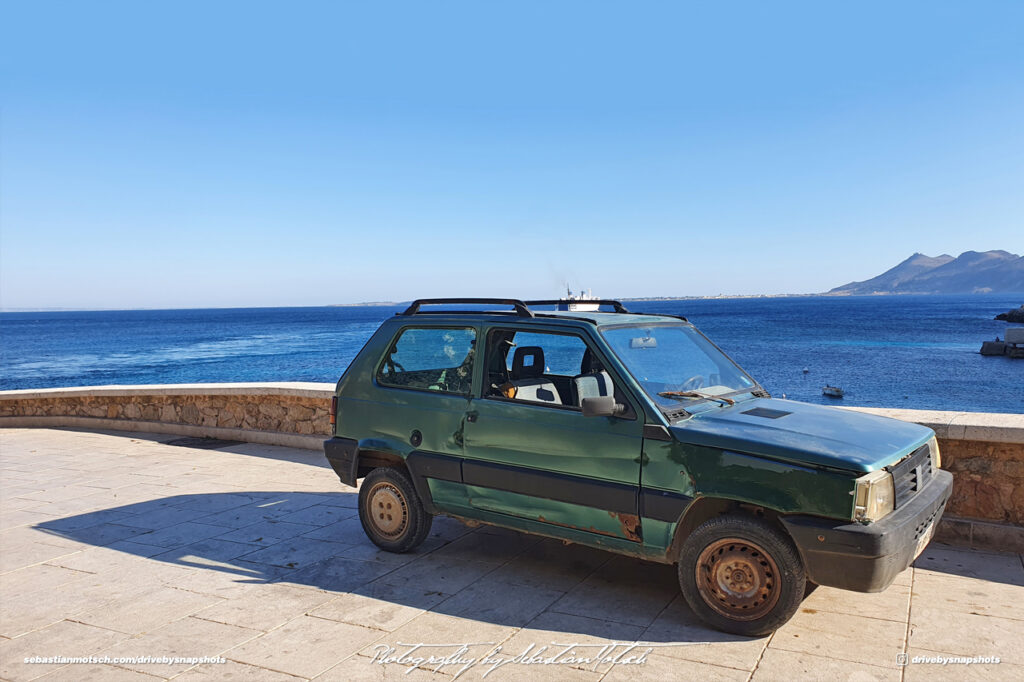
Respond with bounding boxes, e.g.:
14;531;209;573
358;466;432;553
678;514;805;636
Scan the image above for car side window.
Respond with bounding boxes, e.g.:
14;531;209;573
484;329;600;408
377;327;476;395
503;332;587;376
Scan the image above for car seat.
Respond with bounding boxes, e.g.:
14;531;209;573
508;346;562;404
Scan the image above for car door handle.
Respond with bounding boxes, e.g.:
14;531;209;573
465;411;478;423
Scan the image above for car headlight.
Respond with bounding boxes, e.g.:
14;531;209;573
853;469;895;523
928;435;941;469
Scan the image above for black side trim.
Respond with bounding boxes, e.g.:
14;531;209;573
642;424;672;441
323;437;358;487
640;489;693;522
406;451;462;482
461;459;638;516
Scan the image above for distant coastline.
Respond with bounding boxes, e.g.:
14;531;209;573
327;291;1023;308
5;289;1022;314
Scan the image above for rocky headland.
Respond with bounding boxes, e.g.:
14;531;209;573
995;305;1024;323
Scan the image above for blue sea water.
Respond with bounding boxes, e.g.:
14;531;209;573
1;295;1021;414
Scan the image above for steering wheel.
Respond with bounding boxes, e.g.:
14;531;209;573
680;375;705;391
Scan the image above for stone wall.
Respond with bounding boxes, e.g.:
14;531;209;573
0;392;329;435
1;385;1021;550
0;383;334;450
939;438;1024;525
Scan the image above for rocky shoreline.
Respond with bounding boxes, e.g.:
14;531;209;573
995;305;1024;323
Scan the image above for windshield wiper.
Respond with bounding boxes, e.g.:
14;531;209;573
658;390;735;406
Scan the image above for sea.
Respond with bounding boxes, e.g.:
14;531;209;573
1;295;1021;414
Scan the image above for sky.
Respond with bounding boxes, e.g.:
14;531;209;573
1;1;1022;310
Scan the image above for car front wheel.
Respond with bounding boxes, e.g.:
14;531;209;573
678;514;805;636
357;466;432;553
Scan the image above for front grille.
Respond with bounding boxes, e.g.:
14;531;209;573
887;443;933;508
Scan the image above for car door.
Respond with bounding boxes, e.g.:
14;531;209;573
461;326;646;542
371;324;478;510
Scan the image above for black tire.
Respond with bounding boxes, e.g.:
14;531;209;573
357;466;432;553
678;514;805;637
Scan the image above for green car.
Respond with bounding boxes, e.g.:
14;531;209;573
324;298;952;635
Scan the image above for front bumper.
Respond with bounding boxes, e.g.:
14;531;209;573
780;468;953;592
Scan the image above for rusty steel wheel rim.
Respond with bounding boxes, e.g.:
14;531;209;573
367;482;408;538
695;537;781;621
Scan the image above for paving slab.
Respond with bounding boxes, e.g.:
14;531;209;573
769;608;908;669
800;582;912;623
102;615;261;676
751;648;899;681
910;569;1024;620
908;606;1024;665
308;592;428;632
74;584;224;635
0;620;129;682
194;583;335;632
227;615;384;678
546;556;678;628
601;651;749;681
1;427;1022;681
498;610;646;676
173;661;305;681
913;544;1024;585
639;595;769;671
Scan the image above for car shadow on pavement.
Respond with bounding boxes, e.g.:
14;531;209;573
32;490;754;644
914;543;1024;586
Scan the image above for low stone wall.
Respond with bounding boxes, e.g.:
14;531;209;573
0;383;334;450
1;385;1021;551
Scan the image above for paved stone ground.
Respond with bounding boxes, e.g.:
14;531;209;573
1;428;1022;682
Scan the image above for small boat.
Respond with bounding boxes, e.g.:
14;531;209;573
822;385;844;398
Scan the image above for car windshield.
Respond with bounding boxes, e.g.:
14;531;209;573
600;323;759;410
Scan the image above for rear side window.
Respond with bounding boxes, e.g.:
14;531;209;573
377;327;476;395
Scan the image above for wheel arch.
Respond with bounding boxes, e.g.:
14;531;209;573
667;496;790;561
353;443;444;515
355;447;409;479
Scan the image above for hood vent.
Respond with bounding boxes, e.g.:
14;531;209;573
741;407;792;420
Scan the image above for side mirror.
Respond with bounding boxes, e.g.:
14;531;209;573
581;396;625;418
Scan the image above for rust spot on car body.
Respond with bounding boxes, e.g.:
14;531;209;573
538;515;623;539
608;511;642;542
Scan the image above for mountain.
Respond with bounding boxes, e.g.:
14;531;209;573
828;253;954;295
828;250;1024;295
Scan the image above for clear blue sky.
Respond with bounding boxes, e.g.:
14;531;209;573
1;1;1021;309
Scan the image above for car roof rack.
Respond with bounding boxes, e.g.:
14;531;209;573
400;298;535;317
524;299;630;313
399;297;658;320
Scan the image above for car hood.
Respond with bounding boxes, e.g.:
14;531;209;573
669;398;933;473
